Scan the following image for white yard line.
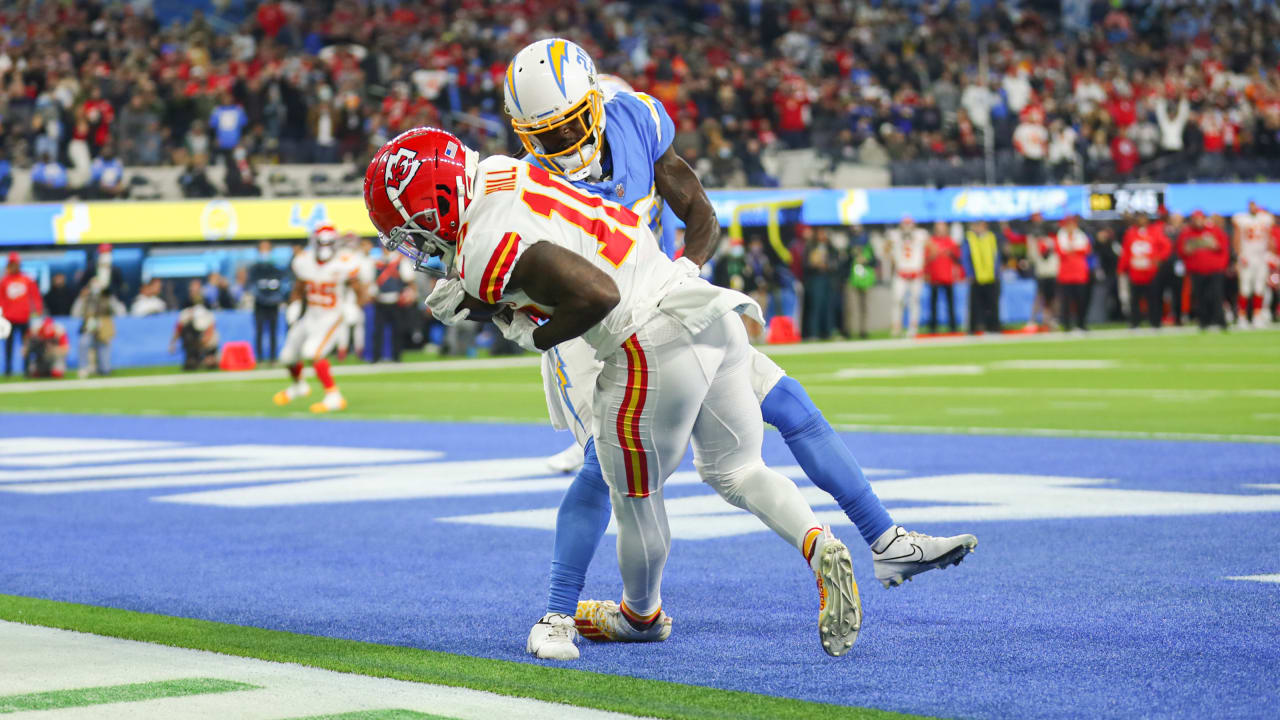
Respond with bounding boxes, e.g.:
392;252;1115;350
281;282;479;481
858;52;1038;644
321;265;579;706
0;621;649;720
0;357;541;395
831;423;1280;444
3;325;1253;396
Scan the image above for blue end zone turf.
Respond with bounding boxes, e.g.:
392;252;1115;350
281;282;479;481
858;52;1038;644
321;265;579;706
1;413;1278;719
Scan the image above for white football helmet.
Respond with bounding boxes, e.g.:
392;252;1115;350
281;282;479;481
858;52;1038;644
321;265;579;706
504;38;604;181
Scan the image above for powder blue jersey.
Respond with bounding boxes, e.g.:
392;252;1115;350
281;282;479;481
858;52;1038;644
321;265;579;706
523;91;679;258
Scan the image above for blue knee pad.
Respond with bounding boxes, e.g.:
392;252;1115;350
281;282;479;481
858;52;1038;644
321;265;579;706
761;376;894;546
546;438;613;616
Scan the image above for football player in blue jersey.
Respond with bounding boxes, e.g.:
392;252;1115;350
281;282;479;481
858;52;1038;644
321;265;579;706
502;39;977;661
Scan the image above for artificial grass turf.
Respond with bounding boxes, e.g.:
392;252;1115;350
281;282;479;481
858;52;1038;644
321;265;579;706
0;594;930;720
0;677;257;713
3;329;1278;439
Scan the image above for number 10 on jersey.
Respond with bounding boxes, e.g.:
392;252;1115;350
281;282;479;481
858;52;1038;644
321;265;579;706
520;187;640;267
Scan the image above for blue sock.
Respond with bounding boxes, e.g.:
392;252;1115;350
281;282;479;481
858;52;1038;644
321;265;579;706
761;376;894;547
546;438;612;616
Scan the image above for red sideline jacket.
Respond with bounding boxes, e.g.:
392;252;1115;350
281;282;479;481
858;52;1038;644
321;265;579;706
1177;225;1230;275
1118;227;1171;285
925;235;963;285
1055;228;1093;284
0;271;43;323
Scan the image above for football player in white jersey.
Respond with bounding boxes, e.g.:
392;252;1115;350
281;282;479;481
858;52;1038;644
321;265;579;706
500;38;974;661
365;127;864;659
1232;201;1275;328
272;224;369;413
887;217;929;337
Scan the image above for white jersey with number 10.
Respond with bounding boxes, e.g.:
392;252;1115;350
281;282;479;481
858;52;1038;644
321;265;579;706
457;156;685;357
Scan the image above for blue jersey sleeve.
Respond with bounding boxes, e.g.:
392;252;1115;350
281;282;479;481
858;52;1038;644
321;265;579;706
616;92;675;163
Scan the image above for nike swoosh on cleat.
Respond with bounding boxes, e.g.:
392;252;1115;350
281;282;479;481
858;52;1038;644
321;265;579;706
878;542;926;563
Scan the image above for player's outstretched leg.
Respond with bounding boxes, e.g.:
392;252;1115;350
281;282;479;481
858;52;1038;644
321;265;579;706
760;370;977;587
693;315;860;656
273;362;311;405
309;358;347;413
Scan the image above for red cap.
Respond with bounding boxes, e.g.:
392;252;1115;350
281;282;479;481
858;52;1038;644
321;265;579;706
1191;210;1206;219
98;243;113;253
6;252;18;265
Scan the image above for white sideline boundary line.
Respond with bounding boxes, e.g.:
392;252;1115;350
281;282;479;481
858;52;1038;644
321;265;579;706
832;422;1280;444
1;325;1257;395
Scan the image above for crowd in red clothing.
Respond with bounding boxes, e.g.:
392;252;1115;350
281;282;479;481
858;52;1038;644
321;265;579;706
4;1;1280;195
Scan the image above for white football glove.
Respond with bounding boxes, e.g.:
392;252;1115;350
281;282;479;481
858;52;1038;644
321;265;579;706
0;317;10;341
425;277;471;325
493;310;541;353
285;300;302;325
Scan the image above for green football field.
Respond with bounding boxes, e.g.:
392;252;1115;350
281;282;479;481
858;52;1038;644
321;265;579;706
3;329;1278;441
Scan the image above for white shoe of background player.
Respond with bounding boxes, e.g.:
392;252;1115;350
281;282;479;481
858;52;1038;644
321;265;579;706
1253;312;1270;329
526;612;579;660
309;390;347;414
547;443;585;474
872;526;978;588
272;381;311;406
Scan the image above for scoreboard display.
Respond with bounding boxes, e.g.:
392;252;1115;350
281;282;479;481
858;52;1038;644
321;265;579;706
1087;184;1167;219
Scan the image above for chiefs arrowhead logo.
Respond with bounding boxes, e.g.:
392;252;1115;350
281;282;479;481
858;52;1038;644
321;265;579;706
384;147;421;205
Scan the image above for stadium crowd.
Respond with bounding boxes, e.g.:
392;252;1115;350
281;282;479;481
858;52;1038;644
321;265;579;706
3;0;1280;200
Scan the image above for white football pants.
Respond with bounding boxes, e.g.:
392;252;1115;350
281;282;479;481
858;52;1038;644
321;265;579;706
892;275;924;335
279;311;344;365
541;324;788;448
592;312;823;619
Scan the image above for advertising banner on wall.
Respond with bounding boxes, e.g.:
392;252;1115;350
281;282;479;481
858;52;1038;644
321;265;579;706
2;182;1278;246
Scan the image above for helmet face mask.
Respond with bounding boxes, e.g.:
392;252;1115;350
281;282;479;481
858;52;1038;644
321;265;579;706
505;38;605;182
381;207;453;276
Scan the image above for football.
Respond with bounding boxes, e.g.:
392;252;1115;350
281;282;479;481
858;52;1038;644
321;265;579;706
457;294;508;322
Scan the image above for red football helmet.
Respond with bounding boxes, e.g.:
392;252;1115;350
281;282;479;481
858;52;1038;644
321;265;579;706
311;222;339;263
364;126;478;274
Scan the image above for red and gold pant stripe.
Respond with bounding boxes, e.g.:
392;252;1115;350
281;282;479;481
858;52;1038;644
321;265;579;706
617;334;651;497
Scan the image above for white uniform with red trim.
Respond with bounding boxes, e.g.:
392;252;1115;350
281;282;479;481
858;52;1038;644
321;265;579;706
1234;211;1274;296
457;155;823;618
888;226;928;336
280;250;361;364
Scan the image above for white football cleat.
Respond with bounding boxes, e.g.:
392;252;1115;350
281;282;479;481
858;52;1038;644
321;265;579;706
526;612;579;660
872;526;978;589
575;600;671;643
309;390;348;414
811;527;861;657
1253;312;1270;329
272;381;311;406
547;443;585;474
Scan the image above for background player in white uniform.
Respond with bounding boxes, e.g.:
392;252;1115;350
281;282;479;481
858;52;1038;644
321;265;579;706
1232;201;1275;328
365;127;863;659
887;216;928;337
273;224;369;413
